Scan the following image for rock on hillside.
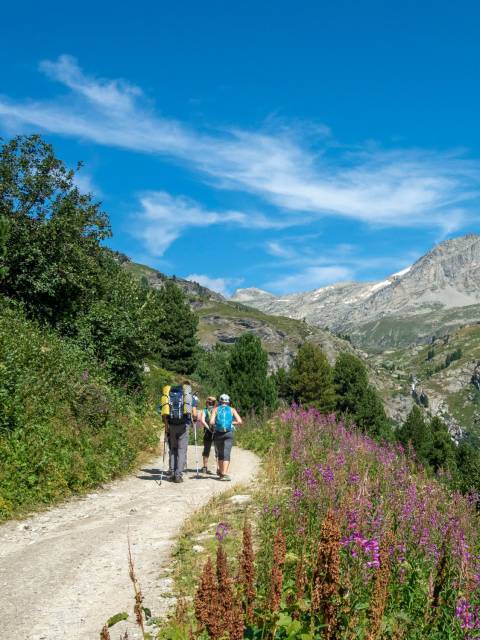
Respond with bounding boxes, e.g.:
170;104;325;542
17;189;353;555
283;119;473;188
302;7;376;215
232;234;480;349
122;259;354;371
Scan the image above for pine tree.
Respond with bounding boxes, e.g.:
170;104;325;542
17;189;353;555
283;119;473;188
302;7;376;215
428;416;456;472
456;437;480;494
333;353;368;416
333;352;390;438
289;342;335;412
272;367;293;403
226;333;277;413
156;281;198;374
397;406;432;465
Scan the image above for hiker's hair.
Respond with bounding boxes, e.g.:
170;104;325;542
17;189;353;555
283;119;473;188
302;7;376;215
182;379;191;385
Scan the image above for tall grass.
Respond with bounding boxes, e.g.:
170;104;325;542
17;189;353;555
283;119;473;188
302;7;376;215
183;408;480;638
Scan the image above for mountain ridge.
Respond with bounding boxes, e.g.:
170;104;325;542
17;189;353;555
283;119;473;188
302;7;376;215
231;233;480;348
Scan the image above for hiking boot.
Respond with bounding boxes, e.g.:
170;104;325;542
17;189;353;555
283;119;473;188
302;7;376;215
201;466;214;475
220;474;231;482
173;476;184;483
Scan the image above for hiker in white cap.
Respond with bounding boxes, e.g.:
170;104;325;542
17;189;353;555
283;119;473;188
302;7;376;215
209;393;242;481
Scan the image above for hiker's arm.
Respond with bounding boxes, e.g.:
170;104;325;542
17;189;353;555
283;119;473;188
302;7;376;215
198;410;207;429
192;406;198;422
232;408;242;425
209;407;217;427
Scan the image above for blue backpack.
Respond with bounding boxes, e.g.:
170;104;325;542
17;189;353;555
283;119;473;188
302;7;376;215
215;405;233;432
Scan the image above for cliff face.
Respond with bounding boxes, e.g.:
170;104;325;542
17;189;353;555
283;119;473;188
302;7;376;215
232;234;480;348
122;260;354;371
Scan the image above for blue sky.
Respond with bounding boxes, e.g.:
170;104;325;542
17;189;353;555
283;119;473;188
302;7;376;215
1;0;480;295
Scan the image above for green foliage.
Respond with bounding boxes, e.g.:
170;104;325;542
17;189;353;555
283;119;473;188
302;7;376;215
289;342;335;412
0;215;9;278
397;408;458;476
155;281;198;374
193;344;231;399
0;135;110;326
0;302;159;519
333;352;391;438
429;416;457;472
272;366;293;403
225;333;278;413
234;413;277;454
445;348;462;367
397;406;433;464
74;269;166;389
456;436;480;494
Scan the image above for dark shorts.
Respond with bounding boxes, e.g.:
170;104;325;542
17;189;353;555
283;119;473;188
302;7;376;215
202;429;214;458
214;430;234;462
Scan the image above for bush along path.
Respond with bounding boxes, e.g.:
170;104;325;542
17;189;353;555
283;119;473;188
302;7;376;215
0;445;259;640
156;409;480;640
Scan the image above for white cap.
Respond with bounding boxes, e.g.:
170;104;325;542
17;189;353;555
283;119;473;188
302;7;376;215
219;393;230;403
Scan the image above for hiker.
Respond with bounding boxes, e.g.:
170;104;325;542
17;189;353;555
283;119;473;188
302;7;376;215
198;396;217;475
161;381;197;483
209;393;242;481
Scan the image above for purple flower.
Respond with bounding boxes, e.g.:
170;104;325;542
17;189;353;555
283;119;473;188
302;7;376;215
215;522;230;542
82;370;89;382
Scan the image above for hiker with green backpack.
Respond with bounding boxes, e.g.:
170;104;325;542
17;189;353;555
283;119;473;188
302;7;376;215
209;393;242;481
198;396;217;475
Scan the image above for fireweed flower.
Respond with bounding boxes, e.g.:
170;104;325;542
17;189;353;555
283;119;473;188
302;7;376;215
215;522;230;542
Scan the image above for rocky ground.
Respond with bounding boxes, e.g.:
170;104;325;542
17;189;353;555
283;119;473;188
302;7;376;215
0;446;259;640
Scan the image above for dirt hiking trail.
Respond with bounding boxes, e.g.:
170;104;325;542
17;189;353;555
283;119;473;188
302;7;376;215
0;445;259;639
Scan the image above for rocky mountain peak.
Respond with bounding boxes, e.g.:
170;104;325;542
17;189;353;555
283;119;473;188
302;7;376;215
229;233;480;347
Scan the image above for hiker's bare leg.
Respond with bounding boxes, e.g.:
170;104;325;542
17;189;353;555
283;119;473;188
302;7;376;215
218;460;230;475
203;456;209;467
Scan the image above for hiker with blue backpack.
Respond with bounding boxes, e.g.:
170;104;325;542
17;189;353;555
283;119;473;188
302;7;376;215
209;393;242;481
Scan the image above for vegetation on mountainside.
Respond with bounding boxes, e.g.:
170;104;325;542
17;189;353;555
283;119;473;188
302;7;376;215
0;135;198;518
372;322;480;438
288;342;336;412
346;303;480;351
137;408;480;639
194;334;277;413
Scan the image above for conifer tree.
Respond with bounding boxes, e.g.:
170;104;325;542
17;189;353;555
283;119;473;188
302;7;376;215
156;281;198;374
456;437;480;494
226;333;277;413
289;342;335;412
397;406;432;465
333;353;368;415
333;352;390;438
428;416;457;472
272;367;293;403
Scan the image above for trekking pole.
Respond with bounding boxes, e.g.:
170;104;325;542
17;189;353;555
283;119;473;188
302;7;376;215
193;419;200;479
159;426;167;486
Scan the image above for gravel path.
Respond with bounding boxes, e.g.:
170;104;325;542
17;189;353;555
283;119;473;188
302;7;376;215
0;445;259;639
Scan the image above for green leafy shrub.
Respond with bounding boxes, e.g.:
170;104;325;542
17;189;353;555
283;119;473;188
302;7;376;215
0;301;159;519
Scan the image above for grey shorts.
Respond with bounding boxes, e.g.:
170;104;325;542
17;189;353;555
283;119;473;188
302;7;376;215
214;430;234;461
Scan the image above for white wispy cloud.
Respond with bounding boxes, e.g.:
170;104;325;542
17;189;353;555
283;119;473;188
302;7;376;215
1;55;478;235
132;191;283;256
265;265;354;293
72;170;100;196
185;273;243;296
